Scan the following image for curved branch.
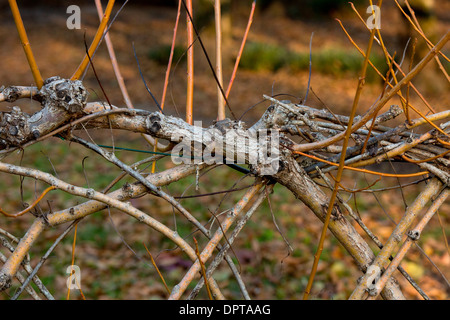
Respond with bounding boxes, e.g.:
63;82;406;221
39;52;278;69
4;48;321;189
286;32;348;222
0;161;215;293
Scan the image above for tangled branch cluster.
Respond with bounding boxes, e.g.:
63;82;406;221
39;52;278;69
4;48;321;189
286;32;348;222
0;0;448;300
0;67;448;299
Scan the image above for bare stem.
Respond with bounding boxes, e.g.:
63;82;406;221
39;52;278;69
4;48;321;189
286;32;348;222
8;0;44;88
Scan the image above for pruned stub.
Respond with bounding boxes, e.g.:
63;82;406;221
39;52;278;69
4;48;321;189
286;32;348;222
0;272;11;291
147;113;162;134
0;106;30;148
1;86;20;102
38;76;87;114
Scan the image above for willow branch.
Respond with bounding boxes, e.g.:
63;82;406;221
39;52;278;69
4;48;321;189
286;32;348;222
188;183;273;300
349;178;443;300
71;0;115;80
368;187;449;299
0;160;225;296
292;31;450;152
169;180;266;300
8;0;43;88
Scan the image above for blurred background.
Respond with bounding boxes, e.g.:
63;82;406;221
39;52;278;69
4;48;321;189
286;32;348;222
0;0;448;300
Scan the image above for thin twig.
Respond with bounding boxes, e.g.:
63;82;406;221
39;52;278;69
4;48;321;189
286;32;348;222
349;178;443;299
169;181;265;300
185;0;194;124
94;0;133;109
225;0;256;100
214;0;225;120
317;168;430;300
8;0;43;88
303;32;314;104
0;186;56;218
181;0;236;120
303;21;378;299
368;188;449;299
188;183;272;300
71;0;115;80
143;242;171;295
193;237;213;299
11;221;78;300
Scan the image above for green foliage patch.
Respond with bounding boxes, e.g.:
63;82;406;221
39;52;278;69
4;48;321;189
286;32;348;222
240;41;387;82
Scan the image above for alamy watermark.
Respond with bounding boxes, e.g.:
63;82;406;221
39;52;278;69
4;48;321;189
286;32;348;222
66;5;81;30
367;5;381;30
65;3;381;30
364;265;381;291
66;264;81;290
170;121;280;175
65;4;381;30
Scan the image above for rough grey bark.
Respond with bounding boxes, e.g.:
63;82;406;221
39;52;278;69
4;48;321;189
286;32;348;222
0;77;86;150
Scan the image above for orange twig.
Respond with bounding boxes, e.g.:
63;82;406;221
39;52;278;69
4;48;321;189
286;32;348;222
8;0;44;89
0;186;56;218
303;10;379;299
143;242;171;295
406;110;450;129
214;0;225;120
437;138;450;147
225;0;256;101
193;237;213;300
350;130;434;168
403;0;450;82
394;0;450;63
94;0;132;109
340;9;437;114
403;95;448;137
405;38;417;125
401;150;450;163
373;24;412;122
361;54;396;154
294;150;429;178
71;0;115;80
93;0;164;152
151;0;182;173
67;222;86;300
327;173;381;193
185;0;194;125
161;0;182;111
293;31;450;153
